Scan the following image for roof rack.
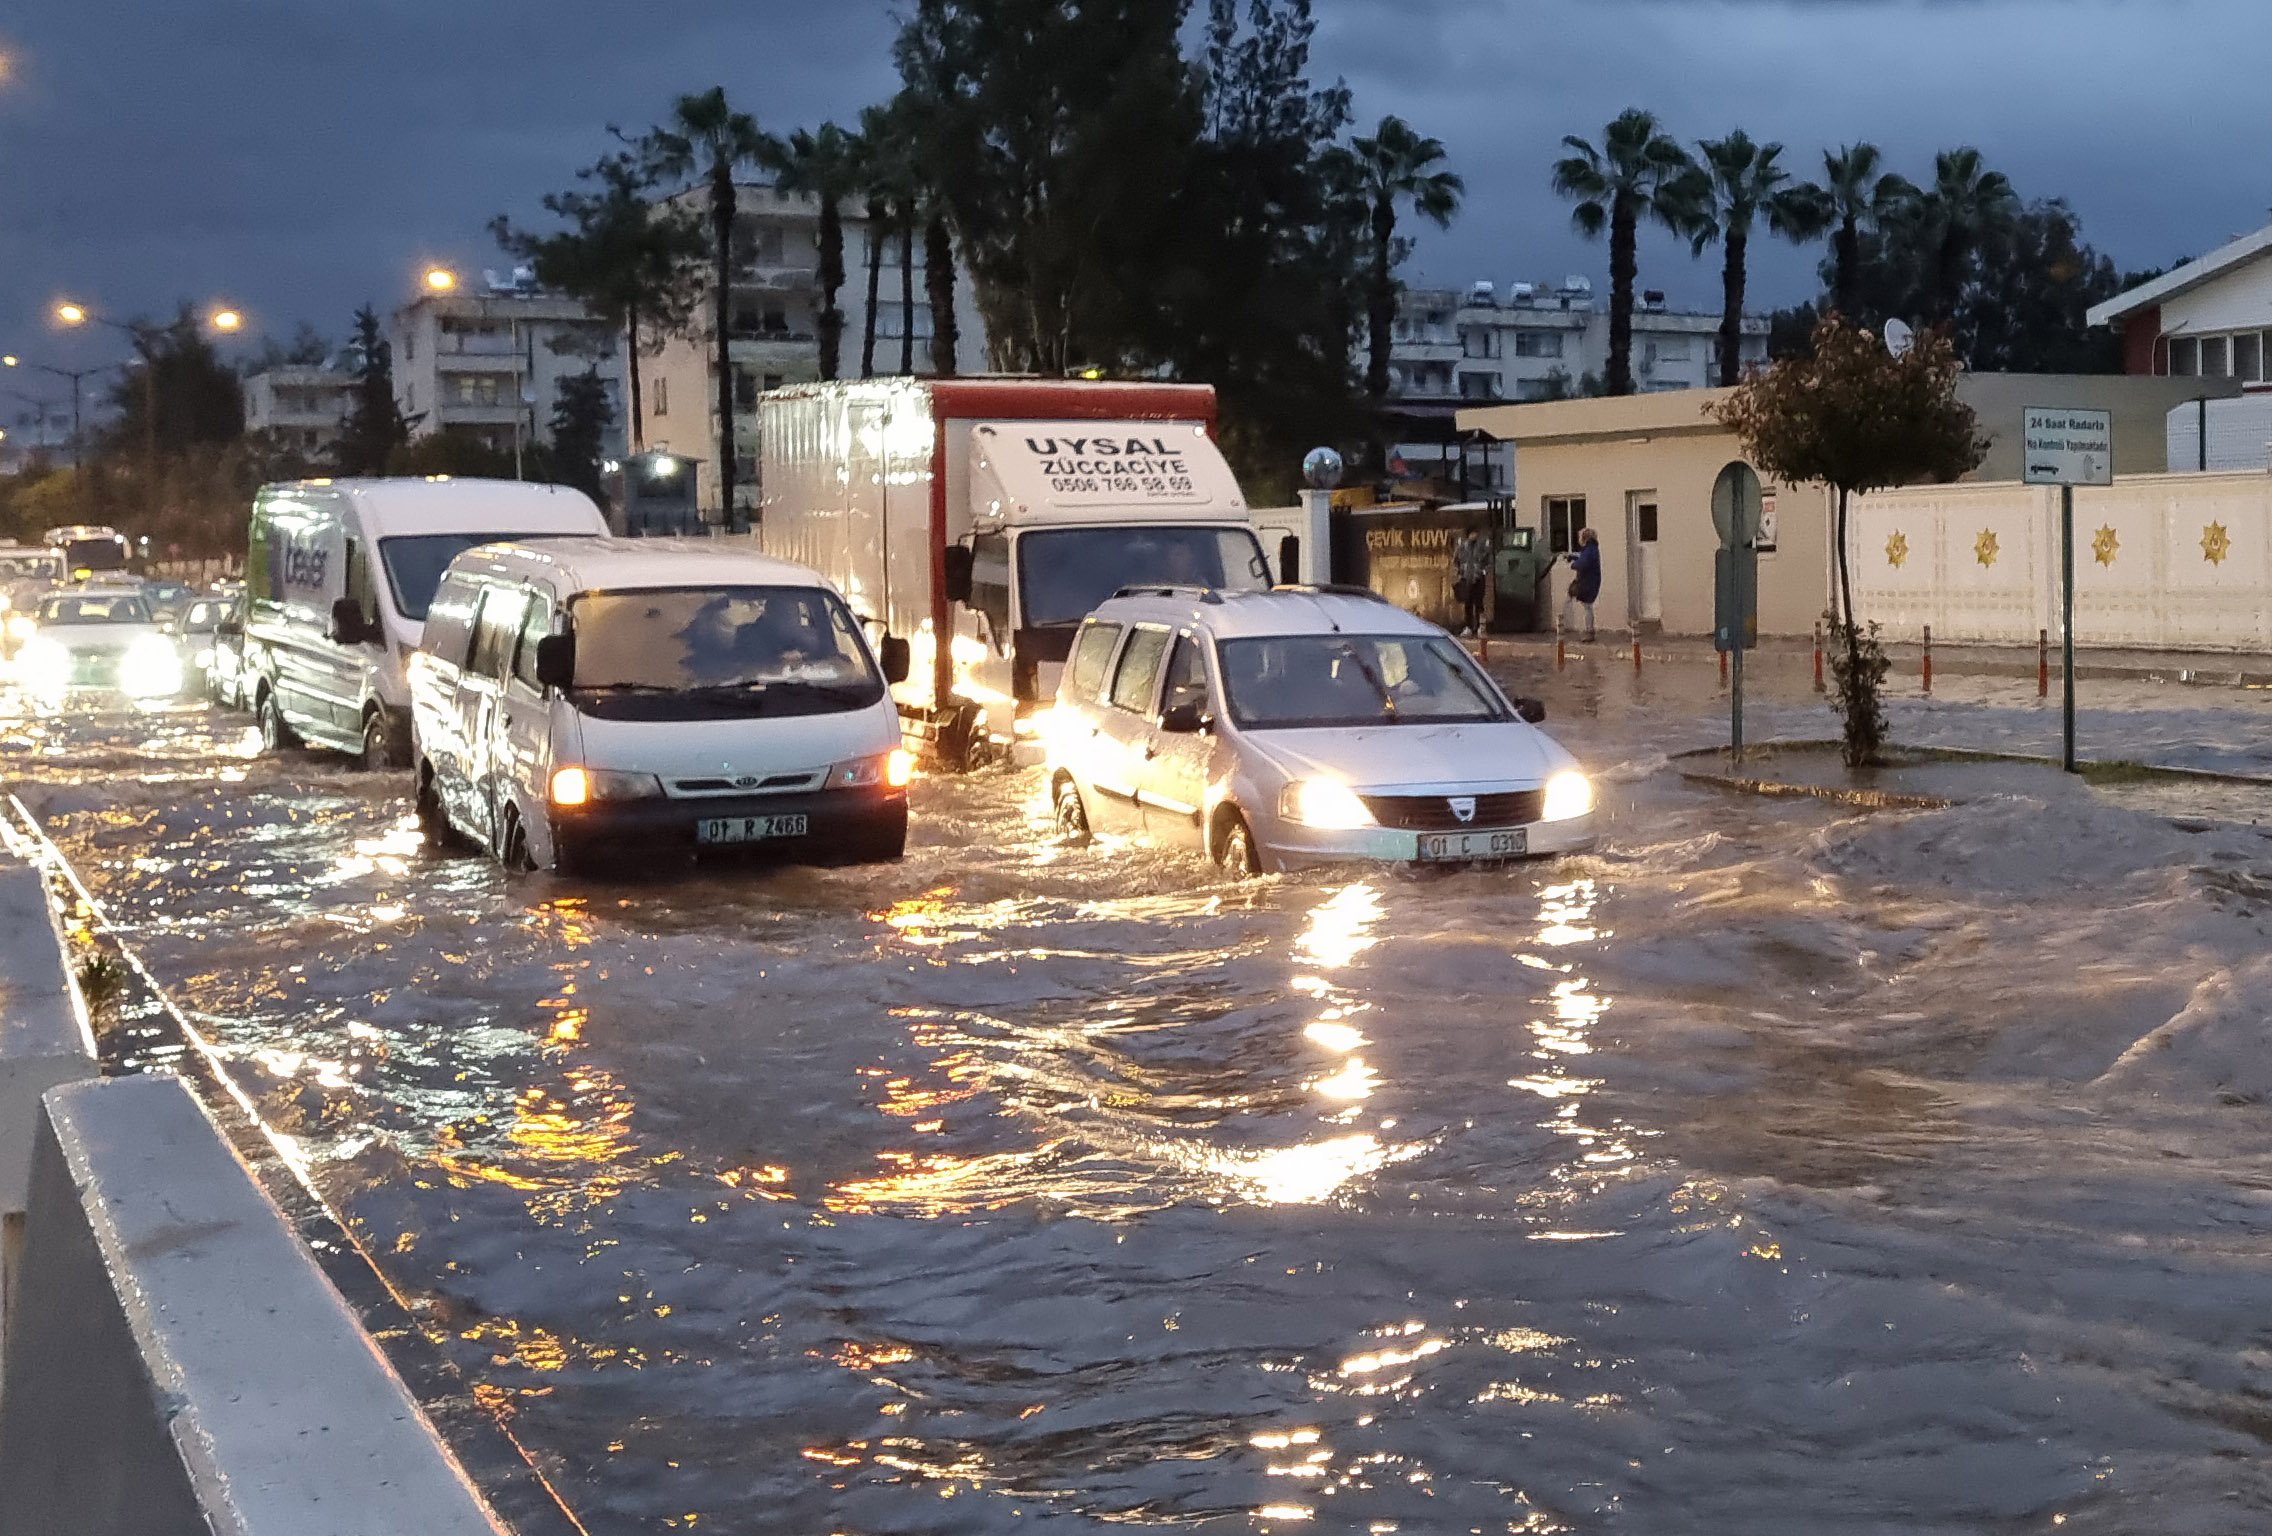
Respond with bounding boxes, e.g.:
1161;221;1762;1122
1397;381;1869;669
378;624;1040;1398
1270;582;1391;602
1109;584;1224;604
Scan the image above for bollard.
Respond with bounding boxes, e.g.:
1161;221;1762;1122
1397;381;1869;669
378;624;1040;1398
1555;626;1566;671
1921;625;1933;694
1718;649;1728;686
1812;622;1826;693
1478;629;1489;664
2038;628;2050;698
1631;636;1642;672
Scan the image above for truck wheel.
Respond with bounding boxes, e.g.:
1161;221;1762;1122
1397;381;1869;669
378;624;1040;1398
1214;809;1263;880
1053;776;1090;841
258;689;298;753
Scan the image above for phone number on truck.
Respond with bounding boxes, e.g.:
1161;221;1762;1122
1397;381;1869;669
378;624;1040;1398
1049;474;1197;497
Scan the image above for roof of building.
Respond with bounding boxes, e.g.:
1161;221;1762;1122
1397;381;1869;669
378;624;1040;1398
2086;222;2272;327
1093;586;1440;642
1456;388;1733;445
449;536;829;595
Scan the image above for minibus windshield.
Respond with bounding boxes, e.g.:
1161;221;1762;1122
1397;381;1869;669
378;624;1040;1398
382;533;600;622
567;585;884;719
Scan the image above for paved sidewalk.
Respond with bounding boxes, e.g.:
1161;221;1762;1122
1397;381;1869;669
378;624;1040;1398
1462;630;2272;688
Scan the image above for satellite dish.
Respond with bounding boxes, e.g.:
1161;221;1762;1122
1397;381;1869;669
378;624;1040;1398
1884;318;1915;358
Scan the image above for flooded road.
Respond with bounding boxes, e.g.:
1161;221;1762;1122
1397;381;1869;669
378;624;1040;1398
9;656;2272;1533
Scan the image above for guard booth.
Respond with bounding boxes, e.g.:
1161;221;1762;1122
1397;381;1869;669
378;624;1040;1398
1314;496;1556;633
610;452;700;537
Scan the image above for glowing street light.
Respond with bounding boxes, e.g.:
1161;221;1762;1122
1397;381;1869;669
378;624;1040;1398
2;355;16;368
423;266;458;293
209;307;243;333
54;302;86;326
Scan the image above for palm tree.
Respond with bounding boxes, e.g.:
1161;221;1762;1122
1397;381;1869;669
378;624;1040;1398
854;105;917;378
768;123;861;382
924;206;959;376
642;87;777;523
1694;132;1827;386
1810;143;1914;321
1917;147;2017;326
1348;116;1464;402
1553;109;1708;396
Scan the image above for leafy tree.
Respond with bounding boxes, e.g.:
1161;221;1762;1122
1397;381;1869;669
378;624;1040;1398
925;207;959;375
1958;200;2124;373
640;88;779;523
248;324;333;373
1346;115;1463;402
385;430;529;480
491;150;702;450
1693;131;1825;385
334;306;407;475
1709;317;1987;764
1916;147;2017;325
768;123;863;380
1806;143;1913;321
1553;109;1707;396
108;306;246;463
852;103;905;377
548;368;615;506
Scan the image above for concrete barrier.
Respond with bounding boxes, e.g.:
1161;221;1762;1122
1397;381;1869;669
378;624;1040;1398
0;1075;510;1536
0;854;97;1387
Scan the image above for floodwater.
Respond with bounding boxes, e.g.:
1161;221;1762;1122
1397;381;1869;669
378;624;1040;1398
8;654;2272;1534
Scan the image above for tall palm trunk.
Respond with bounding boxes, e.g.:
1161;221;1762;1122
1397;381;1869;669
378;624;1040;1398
624;304;645;451
816;197;845;382
897;199;916;375
710;165;738;522
861;199;885;377
1606;193;1638;396
1833;217;1861;319
1717;229;1747;387
925;210;957;375
1364;196;1395;399
1934;229;1965;327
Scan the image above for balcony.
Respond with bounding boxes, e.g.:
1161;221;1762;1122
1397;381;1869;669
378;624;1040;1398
436;350;525;373
1394;339;1463;364
727;334;816;369
733;263;817;292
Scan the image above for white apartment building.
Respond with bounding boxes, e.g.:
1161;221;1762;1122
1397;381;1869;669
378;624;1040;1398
241;366;358;458
388;283;629;461
1382;278;1770;492
637;183;988;520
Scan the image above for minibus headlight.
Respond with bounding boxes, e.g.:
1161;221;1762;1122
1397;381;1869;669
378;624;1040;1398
1542;770;1594;822
119;635;183;699
1279;777;1374;829
830;750;916;790
16;636;67;690
552;767;663;807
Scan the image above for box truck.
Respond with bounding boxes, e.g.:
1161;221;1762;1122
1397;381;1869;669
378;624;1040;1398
758;378;1273;766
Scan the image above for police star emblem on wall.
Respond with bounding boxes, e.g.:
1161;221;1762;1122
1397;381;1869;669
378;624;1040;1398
2201;522;2232;566
1884;531;1909;568
1973;529;1998;568
2092;526;2119;566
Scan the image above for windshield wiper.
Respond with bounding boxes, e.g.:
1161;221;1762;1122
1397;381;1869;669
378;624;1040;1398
574;682;677;694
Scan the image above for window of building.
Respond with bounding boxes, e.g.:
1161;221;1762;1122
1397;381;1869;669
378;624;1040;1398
1544;495;1588;555
1458;372;1502;401
2236;332;2265;384
1514;330;1563;359
2201;335;2231;378
653;377;668;417
762;373;785;391
1460;327;1499;359
733;367;758;411
1648;336;1692;363
2169;336;2200;377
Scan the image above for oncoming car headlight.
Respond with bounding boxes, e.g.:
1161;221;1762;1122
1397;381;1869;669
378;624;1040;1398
119;635;184;699
549;767;662;807
1278;777;1375;830
16;636;68;690
4;613;33;644
1542;770;1594;822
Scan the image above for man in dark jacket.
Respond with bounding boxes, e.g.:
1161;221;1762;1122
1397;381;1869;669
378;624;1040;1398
1564;527;1601;640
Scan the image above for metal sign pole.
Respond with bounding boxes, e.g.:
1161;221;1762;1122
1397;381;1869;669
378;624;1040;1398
2061;482;2076;773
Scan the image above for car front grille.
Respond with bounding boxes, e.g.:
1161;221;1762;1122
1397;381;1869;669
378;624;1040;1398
1362;789;1544;831
670;771;823;797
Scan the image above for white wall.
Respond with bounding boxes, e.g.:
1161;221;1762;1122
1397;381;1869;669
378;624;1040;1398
2162;252;2272;336
1850;473;2272;651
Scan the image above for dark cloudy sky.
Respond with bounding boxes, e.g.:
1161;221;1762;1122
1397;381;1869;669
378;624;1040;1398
4;0;2266;381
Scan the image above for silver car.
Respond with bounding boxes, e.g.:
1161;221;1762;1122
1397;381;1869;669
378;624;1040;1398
1044;586;1595;876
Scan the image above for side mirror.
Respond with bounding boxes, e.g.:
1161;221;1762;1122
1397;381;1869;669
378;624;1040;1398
328;597;370;646
1515;697;1546;725
533;633;576;690
942;544;974;605
879;634;912;685
1159;701;1209;735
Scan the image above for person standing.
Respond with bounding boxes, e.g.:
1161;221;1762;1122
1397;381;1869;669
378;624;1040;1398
1564;527;1602;641
1450;523;1492;637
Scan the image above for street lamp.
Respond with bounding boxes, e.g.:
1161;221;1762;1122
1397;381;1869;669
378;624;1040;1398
423;267;458;293
54;298;248;495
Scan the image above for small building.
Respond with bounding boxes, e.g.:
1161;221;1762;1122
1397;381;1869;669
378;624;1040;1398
2086;220;2272;389
388;282;627;461
241;366;357;459
1457;373;2241;638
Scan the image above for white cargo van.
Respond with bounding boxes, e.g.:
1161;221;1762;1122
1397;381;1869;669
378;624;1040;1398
407;539;914;875
243;478;608;765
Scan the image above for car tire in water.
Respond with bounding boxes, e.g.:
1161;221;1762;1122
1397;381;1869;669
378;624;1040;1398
415;768;471;854
497;810;537;875
1053;776;1091;842
257;689;298;753
360;709;408;772
1215;808;1263;880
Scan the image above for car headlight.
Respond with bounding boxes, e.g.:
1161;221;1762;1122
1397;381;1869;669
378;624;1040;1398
1279;777;1375;829
193;647;215;668
549;767;662;807
16;636;67;688
119;635;185;698
6;613;37;643
829;749;915;789
1542;770;1594;822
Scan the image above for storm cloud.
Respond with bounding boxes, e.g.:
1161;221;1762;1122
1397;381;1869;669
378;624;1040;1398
2;0;2263;375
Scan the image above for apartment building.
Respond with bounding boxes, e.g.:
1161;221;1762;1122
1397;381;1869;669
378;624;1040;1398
241;366;358;458
1382;278;1770;493
388;280;629;461
636;183;988;521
